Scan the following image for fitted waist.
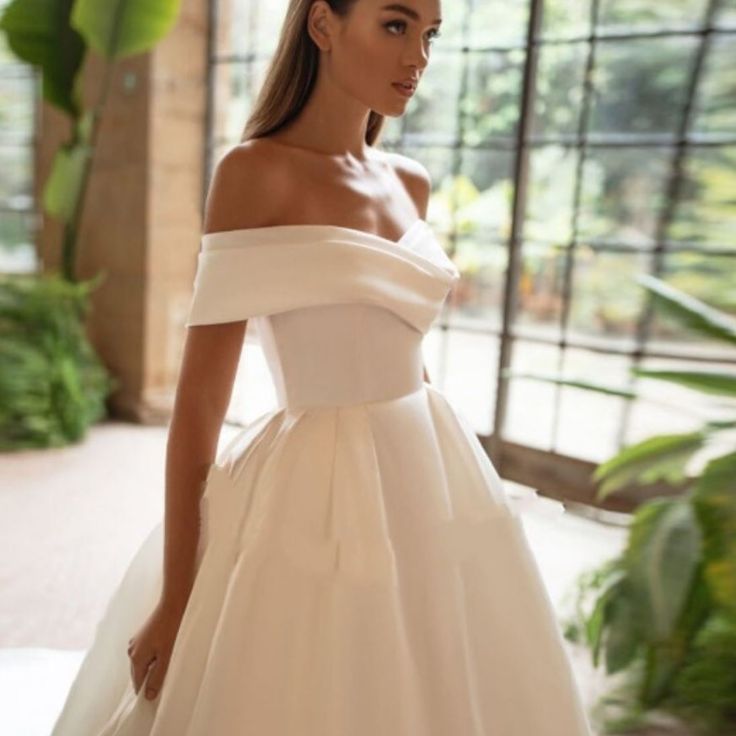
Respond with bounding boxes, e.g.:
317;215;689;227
282;362;424;410
259;304;426;410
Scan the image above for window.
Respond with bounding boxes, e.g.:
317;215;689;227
205;0;736;494
0;0;39;273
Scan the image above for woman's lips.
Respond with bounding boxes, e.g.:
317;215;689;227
392;82;415;98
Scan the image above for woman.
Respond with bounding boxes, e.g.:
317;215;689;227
50;0;593;734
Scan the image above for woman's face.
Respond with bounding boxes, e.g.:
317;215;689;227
314;0;443;116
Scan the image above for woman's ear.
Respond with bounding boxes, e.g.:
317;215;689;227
308;2;333;52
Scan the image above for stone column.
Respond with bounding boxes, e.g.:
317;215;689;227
35;0;210;423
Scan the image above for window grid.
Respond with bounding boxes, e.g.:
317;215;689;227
0;5;40;272
204;0;736;505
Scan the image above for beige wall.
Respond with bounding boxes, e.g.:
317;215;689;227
35;1;209;423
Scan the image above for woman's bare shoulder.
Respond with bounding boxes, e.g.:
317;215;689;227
203;140;292;235
382;151;431;189
381;150;432;217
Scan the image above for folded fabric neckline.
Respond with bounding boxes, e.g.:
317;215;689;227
198;217;460;284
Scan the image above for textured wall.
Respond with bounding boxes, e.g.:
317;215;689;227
35;0;209;423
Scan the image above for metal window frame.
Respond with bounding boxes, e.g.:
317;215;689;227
203;0;735;512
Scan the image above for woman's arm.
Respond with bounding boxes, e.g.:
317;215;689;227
159;320;245;614
159;145;270;615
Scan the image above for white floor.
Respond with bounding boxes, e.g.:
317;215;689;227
1;418;629;735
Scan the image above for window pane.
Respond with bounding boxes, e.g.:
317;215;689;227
596;0;709;32
693;34;736;136
533;41;586;137
514;241;564;341
456;147;515;236
556;347;631;462
442;327;498;436
468;0;530;47
716;0;736;27
567;249;649;342
0;143;32;202
0;209;36;270
219;0;286;58
505;341;559;450
670;146;736;247
579;146;671;242
449;238;507;333
526;145;577;244
589;37;699;139
540;0;593;40
465;49;525;144
0;15;36;269
212;59;269;144
0;72;34;141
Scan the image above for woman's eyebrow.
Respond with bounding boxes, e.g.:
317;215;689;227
380;3;443;24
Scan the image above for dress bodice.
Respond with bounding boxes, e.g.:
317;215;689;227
185;219;459;409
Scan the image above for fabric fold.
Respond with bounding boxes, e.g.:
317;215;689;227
50;220;592;736
185;224;458;340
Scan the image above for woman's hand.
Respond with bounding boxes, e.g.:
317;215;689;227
127;599;186;701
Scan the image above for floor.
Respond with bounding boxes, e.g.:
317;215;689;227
0;417;686;735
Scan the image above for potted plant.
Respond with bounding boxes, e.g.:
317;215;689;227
0;0;182;449
505;273;736;734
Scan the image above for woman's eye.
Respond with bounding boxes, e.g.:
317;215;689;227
384;19;406;35
384;20;442;44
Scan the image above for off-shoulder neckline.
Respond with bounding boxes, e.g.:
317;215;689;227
202;218;427;248
198;217;460;283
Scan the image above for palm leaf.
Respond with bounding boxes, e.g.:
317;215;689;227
692;452;736;616
631;368;736;398
593;432;706;500
636;273;736;346
624;499;702;643
500;370;638;399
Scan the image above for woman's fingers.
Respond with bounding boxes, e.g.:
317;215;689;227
143;655;167;700
130;649;155;695
126;604;183;700
130;656;140;694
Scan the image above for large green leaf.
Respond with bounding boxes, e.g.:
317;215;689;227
669;613;736;734
0;272;116;449
692;452;736;615
500;370;638;399
640;640;686;706
593;431;705;500
0;0;85;115
631;368;736;398
43;139;91;223
624;498;702;642
585;571;627;666
636;273;736;346
604;581;642;674
71;0;181;60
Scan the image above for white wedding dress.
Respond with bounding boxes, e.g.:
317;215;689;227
49;219;592;735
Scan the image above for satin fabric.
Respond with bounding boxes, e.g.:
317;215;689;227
50;220;592;735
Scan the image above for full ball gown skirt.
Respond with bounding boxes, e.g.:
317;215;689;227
50;219;593;735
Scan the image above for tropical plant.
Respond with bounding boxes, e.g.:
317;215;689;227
503;273;736;734
0;0;182;281
0;271;118;449
0;0;182;448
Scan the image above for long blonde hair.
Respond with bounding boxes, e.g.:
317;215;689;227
240;0;386;146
